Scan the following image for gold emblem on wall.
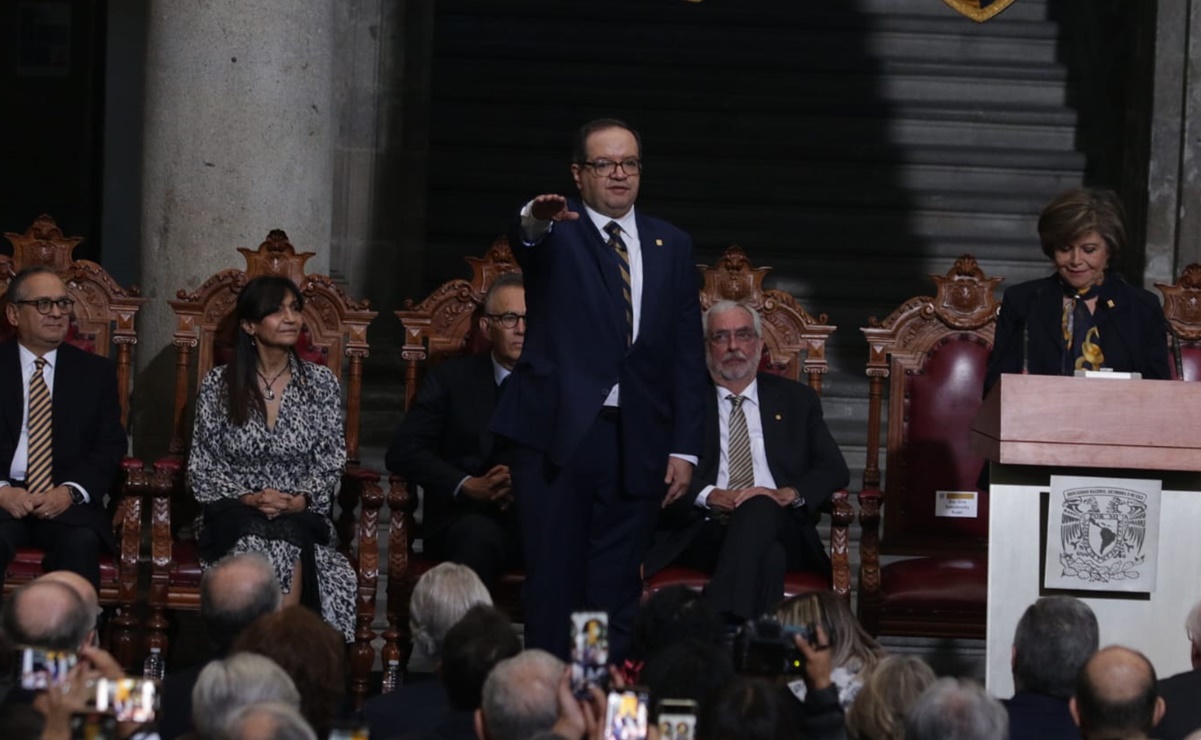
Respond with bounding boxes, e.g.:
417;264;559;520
940;0;1017;22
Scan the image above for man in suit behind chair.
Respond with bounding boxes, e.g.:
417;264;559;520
491;118;707;660
644;300;849;623
0;266;127;592
387;273;525;588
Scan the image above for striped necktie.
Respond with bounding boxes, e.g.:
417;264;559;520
26;358;53;494
726;394;754;490
604;221;633;345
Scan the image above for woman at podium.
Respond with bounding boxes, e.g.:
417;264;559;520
985;187;1170;392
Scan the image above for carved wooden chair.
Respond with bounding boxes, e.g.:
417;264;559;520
1157;263;1201;381
0;215;146;667
857;255;1001;639
385;238;523;676
642;245;854;601
145;231;383;705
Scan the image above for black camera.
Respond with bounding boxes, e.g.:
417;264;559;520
731;619;814;677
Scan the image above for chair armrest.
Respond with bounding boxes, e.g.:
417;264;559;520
826;489;854;600
340;464;383;709
856;486;884;633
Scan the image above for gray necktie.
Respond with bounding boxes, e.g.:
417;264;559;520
726;395;754;490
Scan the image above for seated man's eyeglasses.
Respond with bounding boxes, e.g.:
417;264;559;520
582;159;642;177
485;312;527;329
15;298;76;315
709;328;757;344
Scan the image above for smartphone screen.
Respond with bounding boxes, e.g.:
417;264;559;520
71;712;118;740
19;647;78;690
569;611;609;696
605;688;649;740
95;678;158;723
656;699;698;740
328;722;370;740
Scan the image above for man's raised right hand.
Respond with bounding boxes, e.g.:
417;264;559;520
530;194;580;222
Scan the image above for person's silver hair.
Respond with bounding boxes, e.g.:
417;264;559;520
479;649;564;740
1013;596;1098;699
904;677;1008;740
1187;600;1201;647
410;562;492;663
193;653;301;737
703;300;762;339
217;701;317;740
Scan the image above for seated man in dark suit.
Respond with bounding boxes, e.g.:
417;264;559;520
0;267;127;592
1153;598;1201;740
387;273;524;587
644;300;849;622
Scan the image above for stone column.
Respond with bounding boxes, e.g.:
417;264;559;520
1144;0;1201;286
135;0;335;456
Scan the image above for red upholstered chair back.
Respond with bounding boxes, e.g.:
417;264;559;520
1157;263;1201;382
889;334;991;545
861;255;1000;555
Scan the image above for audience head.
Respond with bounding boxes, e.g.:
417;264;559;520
703;301;763;388
34;571;102;647
192;652;301;738
411;562;492;664
1186;598;1201;669
1038;187;1126;261
201;552;283;653
232;605;346;739
1011;595;1098;699
476;649;564;740
904;677;1007;740
441;604;522;712
846;654;937;740
775;590;885;675
570;118;643;219
1071;645;1163;740
219;701;317;740
630;586;724;662
640;639;735;711
696;676;798;740
1;580;92;651
480;273;526;370
6;266;72;354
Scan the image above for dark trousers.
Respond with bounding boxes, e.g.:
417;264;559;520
512;414;660;663
674;495;811;621
0;517;104;592
428;511;521;592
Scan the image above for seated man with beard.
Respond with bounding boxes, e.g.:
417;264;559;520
644;301;849;623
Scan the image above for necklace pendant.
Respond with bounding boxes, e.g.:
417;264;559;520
263;387;275;401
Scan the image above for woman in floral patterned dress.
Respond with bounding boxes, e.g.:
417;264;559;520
188;275;356;641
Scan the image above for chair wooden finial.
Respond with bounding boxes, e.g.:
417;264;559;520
4;214;84;273
1157;263;1201;342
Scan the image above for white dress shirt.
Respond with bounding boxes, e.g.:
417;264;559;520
694;379;778;509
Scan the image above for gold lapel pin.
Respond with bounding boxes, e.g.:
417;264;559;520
1107;299;1115;308
775;414;782;420
655;239;663;246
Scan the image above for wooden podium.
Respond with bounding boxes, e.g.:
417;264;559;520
971;374;1201;695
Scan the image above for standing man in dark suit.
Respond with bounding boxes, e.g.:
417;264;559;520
388;274;525;588
491;119;707;660
644;301;849;622
0;267;127;592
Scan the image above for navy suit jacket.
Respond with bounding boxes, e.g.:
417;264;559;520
986;273;1170;393
0;340;126;548
387;352;507;542
645;373;849;576
491;199;706;496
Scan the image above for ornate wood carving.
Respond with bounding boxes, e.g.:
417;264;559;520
1157;263;1201;342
